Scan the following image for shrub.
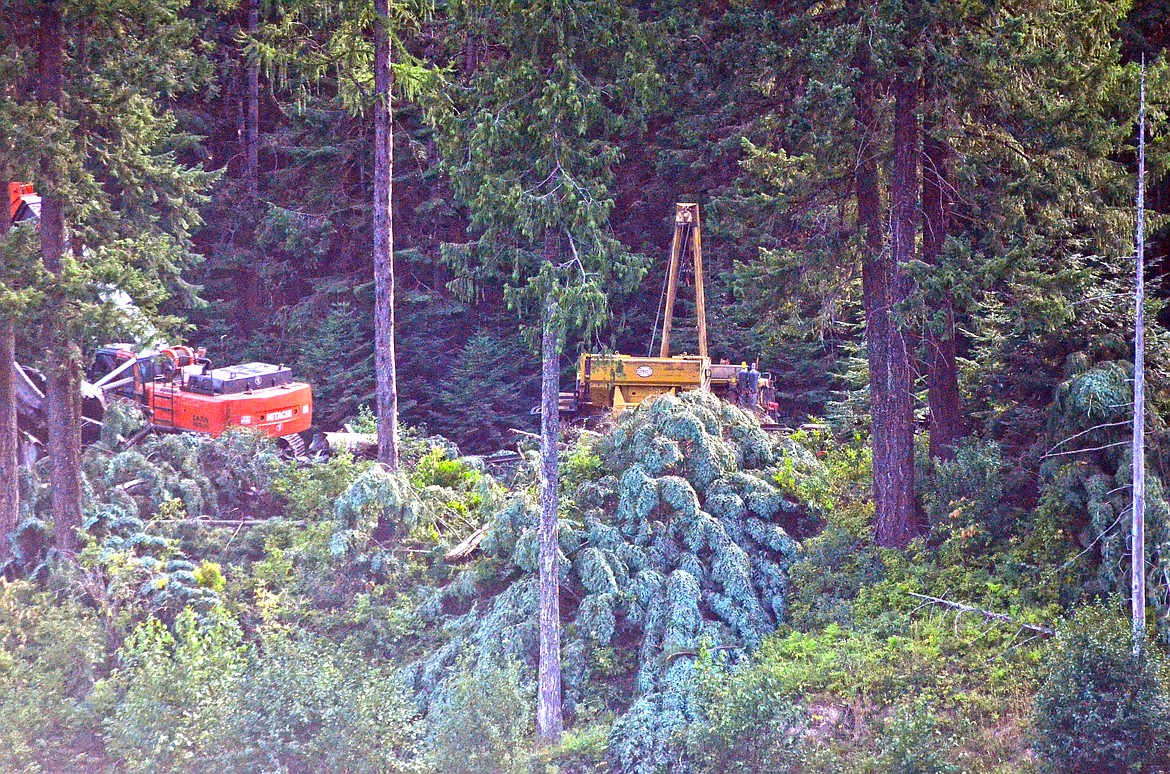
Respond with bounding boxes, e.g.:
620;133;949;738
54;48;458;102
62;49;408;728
104;608;246;770
0;581;109;771
411;446;480;490
229;629;420;772
415;392;814;773
682;650;808;772
1033;604;1170;773
424;654;534;774
877;702;961;774
923;439;1011;541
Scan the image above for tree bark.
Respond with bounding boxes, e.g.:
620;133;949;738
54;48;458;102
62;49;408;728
537;290;563;746
0;169;19;561
1132;60;1148;652
245;0;259;200
373;0;400;469
921;118;964;461
854;26;919;549
873;71;920;549
37;0;84;555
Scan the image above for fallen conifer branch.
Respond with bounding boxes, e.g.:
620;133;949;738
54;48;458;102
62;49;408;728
907;592;1055;637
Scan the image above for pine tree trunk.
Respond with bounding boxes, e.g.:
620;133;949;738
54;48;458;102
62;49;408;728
373;0;400;469
921;122;964;461
46;343;83;554
854;29;919;549
873;72;920;549
1132;60;1148;651
37;0;84;555
0;172;19;560
537;290;563;746
245;0;259;200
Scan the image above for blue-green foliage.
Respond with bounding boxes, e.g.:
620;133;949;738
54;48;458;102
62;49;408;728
6;403;279;613
408;392;821;772
1034;605;1170;772
84;401;279;521
332;465;418;556
1039;362;1170;641
424;653;534;773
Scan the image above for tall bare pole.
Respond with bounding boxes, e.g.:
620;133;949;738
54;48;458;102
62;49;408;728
1132;56;1147;654
373;0;401;469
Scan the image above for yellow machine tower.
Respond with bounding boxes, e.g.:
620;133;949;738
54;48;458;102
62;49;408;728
560;203;778;422
560;203;710;417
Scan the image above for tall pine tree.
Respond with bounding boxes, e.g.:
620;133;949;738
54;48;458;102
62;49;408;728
257;0;436;469
18;0;211;553
437;0;656;742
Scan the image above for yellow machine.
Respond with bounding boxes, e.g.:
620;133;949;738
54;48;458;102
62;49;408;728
561;203;710;416
564;352;709;415
560;203;779;422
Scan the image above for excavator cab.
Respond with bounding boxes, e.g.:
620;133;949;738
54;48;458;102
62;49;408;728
9;182;40;224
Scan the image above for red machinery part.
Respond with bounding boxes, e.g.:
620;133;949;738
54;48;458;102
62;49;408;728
145;380;312;438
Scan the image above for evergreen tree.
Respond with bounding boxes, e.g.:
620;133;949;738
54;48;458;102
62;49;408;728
436;0;657;742
16;0;212;554
257;0;437;469
433;330;538;453
0;8;36;559
665;0;1151;545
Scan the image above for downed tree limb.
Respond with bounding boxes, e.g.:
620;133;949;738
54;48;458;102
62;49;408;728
177;519;306;527
907;592;1055;637
445;523;487;564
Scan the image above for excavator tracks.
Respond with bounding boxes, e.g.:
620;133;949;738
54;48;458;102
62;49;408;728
278;433;307;458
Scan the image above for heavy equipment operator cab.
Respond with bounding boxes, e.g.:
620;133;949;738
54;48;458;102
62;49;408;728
8;182;40;225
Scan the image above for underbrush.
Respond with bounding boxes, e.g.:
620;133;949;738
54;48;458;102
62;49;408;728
2;400;1168;772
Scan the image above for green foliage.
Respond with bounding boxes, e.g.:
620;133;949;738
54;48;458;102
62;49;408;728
923;439;1014;541
290;301;372;429
876;703;961;774
683;648;808;773
104;609;247;771
430;330;540;453
438;0;658;338
1033;605;1170;773
0;581;108;772
533;721;613;773
352;403;380;435
333;465;420;553
411;446;480;490
1038;361;1170;639
271;450;371;522
84;402;279;522
560;434;606;495
424;653;534;774
228;628;420;772
5;0;214;352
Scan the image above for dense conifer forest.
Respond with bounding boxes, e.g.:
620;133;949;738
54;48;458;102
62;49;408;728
1;0;1170;770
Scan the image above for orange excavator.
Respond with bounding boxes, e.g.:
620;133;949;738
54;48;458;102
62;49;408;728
8;182;314;455
87;344;313;454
